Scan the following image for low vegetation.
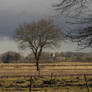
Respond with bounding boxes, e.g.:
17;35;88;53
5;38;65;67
0;75;92;92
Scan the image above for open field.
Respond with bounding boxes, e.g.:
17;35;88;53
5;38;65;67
0;62;92;92
0;62;92;77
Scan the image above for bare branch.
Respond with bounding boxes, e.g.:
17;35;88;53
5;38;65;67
15;19;63;71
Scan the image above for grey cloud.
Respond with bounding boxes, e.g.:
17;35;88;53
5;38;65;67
0;0;55;38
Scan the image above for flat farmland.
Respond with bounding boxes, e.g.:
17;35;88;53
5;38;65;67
0;62;92;92
0;62;92;77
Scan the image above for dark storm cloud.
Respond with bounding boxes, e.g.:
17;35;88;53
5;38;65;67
0;9;33;37
0;0;91;38
0;0;55;38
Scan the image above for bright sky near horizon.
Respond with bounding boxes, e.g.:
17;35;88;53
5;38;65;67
0;0;92;55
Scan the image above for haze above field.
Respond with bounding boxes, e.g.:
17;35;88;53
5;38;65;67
0;0;92;55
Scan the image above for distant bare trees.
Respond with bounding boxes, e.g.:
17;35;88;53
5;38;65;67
15;19;63;71
1;51;21;63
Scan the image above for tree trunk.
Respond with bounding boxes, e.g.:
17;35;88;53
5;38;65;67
36;60;40;77
36;60;40;71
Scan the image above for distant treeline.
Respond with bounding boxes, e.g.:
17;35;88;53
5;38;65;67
0;51;92;63
55;52;92;62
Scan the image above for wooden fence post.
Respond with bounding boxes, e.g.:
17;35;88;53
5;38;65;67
29;76;32;92
84;74;90;92
50;73;53;86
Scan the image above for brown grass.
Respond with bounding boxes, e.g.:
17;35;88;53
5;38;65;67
0;62;92;77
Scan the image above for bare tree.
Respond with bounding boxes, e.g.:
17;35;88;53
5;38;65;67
15;19;63;71
65;26;92;48
54;0;89;15
54;0;92;49
53;0;92;24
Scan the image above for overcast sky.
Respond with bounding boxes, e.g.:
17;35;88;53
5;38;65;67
0;0;56;37
0;0;91;55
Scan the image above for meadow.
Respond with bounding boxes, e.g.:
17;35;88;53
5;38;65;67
0;62;92;92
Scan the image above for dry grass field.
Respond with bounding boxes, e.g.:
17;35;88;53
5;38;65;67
0;62;92;92
0;62;92;77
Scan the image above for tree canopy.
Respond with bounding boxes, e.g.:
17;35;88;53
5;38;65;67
15;19;63;71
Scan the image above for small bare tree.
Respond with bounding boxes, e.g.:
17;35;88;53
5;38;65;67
15;19;63;71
